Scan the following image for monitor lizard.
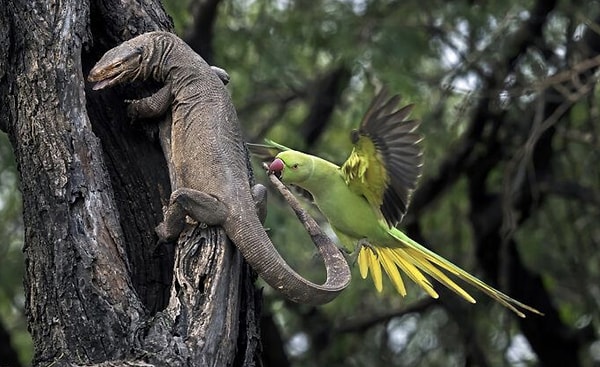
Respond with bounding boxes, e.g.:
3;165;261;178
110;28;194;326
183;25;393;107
88;31;350;305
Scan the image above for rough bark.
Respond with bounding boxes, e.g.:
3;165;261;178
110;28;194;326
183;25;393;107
0;0;261;366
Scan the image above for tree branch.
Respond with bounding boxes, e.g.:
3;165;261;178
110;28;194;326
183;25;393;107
301;66;351;147
0;3;9;133
260;313;290;367
462;4;600;367
539;179;600;207
3;0;262;365
409;0;559;220
333;298;437;334
183;0;222;63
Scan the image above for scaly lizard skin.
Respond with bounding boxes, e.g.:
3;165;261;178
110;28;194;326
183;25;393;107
88;31;350;305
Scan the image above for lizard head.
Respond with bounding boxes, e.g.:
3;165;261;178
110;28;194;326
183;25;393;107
88;42;144;90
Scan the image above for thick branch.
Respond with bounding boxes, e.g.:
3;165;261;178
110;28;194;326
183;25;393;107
5;1;147;364
2;0;262;365
301;66;351;147
0;3;9;133
334;298;437;334
184;0;222;63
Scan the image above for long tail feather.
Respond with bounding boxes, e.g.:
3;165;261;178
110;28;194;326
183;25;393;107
386;248;439;299
378;248;407;296
357;230;543;318
368;247;383;292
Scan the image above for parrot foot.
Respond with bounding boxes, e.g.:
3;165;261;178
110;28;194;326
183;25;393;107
340;239;375;265
357;238;379;259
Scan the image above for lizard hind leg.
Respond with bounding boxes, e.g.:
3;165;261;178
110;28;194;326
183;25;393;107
155;188;229;243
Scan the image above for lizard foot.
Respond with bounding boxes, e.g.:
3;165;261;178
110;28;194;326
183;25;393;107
155;221;182;244
125;99;143;122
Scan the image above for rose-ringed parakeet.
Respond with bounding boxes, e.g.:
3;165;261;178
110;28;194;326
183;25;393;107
251;89;541;317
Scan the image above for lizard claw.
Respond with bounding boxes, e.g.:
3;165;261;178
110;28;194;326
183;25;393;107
210;66;230;85
340;238;374;266
155;222;179;244
124;99;140;122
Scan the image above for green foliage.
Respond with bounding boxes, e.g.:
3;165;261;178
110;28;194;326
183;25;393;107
162;0;194;34
163;0;599;365
2;0;598;365
0;131;30;365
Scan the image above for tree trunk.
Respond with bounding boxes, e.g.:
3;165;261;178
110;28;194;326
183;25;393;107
0;0;261;366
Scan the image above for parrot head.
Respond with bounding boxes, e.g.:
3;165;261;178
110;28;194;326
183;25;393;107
268;151;314;184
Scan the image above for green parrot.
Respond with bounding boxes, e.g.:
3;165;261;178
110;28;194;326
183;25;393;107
251;89;542;317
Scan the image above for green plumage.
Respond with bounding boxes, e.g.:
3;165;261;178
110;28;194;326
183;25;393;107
251;89;542;318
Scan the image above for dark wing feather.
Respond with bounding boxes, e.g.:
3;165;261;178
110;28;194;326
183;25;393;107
343;88;423;227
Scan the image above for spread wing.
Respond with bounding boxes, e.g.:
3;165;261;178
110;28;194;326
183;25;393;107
340;88;423;227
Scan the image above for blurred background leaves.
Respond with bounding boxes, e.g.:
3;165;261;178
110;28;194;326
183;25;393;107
2;0;600;366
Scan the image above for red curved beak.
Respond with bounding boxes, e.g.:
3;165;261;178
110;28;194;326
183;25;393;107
269;158;284;176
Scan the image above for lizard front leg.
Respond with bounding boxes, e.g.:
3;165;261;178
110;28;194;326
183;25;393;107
210;66;230;85
127;85;173;120
156;188;229;243
251;184;268;225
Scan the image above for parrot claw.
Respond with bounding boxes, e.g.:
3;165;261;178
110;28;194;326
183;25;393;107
339;240;375;266
357;238;372;249
357;238;379;259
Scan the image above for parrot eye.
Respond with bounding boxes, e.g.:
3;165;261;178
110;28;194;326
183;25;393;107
291;163;299;169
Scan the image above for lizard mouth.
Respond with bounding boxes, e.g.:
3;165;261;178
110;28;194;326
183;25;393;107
90;73;122;91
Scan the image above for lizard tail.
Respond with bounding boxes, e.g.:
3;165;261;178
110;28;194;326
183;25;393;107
226;174;352;305
227;213;350;305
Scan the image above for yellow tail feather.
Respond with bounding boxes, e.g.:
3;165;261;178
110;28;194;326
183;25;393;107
357;231;543;318
378;248;407;296
385;248;439;299
368;247;383;292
